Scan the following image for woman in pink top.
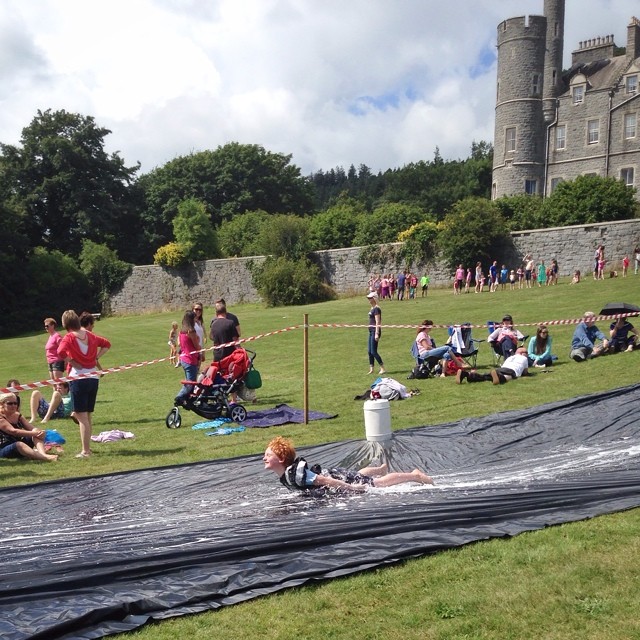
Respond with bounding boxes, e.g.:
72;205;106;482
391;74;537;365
44;318;65;380
57;310;111;458
175;310;201;405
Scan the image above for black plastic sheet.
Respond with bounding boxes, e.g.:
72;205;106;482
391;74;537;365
2;384;640;640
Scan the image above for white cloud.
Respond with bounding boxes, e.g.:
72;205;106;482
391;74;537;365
0;0;636;174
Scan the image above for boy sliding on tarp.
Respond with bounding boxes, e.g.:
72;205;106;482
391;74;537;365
263;436;434;493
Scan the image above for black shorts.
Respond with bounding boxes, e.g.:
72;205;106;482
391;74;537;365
70;378;99;413
49;360;65;373
330;468;375;487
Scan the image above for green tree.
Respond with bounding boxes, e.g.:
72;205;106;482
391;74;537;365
0;197;31;337
495;194;544;231
353;203;427;246
79;240;132;309
137;143;315;256
0;109;140;259
218;210;270;257
308;199;366;250
397;220;439;266
24;248;94;323
251;256;335;307
173;198;220;261
437;197;510;270
541;175;637;227
256;214;310;260
378;144;493;219
153;242;189;268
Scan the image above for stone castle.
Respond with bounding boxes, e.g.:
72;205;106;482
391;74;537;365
492;0;640;200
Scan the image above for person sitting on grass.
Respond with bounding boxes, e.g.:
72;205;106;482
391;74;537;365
29;382;74;424
263;436;434;494
488;314;526;360
415;320;468;375
456;348;530;385
570;311;609;362
527;324;554;368
0;393;58;462
609;316;638;353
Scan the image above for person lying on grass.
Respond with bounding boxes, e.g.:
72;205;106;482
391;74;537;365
263;435;434;493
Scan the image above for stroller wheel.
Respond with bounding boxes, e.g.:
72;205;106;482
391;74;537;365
166;407;182;429
229;403;247;423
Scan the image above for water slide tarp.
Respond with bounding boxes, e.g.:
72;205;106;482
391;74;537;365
2;384;640;640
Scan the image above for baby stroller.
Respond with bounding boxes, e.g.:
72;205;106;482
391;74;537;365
166;348;256;428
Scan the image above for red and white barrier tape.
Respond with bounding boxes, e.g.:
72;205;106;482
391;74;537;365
1;325;301;394
1;314;636;393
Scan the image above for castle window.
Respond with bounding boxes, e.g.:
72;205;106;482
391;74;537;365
556;125;566;150
624;113;637;139
552;70;557;87
550;177;563;193
506;127;516;152
621;168;635;186
573;86;584;105
626;75;638;95
532;74;541;96
525;180;537;195
587;119;599;144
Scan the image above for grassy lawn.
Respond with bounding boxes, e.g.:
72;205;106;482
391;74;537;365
1;274;639;639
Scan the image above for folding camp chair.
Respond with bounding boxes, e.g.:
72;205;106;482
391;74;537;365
487;321;503;365
487;321;528;365
409;341;441;378
447;323;482;369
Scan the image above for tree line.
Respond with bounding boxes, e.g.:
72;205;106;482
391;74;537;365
1;109;637;336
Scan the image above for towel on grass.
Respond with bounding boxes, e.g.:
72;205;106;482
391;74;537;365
192;404;336;430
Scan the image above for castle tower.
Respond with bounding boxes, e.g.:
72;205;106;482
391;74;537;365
493;13;547;199
542;0;565;122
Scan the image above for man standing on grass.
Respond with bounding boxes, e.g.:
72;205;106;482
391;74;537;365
209;300;239;362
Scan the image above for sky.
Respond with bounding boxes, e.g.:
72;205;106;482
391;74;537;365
0;0;636;177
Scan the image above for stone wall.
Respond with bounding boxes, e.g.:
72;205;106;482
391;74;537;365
108;219;640;315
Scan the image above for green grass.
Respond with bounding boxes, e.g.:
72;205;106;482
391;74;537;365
1;275;639;639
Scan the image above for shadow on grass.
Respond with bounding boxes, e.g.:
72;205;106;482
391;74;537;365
101;448;188;457
102;417;166;426
248;396;296;406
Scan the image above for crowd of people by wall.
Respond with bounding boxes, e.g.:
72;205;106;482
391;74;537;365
364;253;639;386
366;244;639;301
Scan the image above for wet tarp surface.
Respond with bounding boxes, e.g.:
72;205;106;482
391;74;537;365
2;384;640;640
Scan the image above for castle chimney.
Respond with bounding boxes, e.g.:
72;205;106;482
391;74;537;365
628;17;640;59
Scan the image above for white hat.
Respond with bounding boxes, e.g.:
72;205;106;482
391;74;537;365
366;292;378;299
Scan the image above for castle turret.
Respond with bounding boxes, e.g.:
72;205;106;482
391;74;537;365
493;14;547;199
542;0;565;122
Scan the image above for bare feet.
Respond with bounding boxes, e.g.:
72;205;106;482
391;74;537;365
378;368;386;375
40;418;49;424
412;469;435;485
44;453;58;462
368;367;374;375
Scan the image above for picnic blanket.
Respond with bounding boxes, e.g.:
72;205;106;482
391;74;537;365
192;404;336;430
